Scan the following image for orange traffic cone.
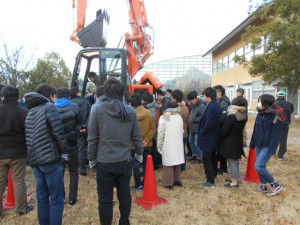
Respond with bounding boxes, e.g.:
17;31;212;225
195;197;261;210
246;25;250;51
135;155;167;210
3;170;15;209
244;148;260;183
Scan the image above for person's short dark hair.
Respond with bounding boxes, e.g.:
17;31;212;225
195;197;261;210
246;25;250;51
36;84;56;98
104;78;124;100
166;89;172;94
128;93;142;108
202;87;216;101
141;92;154;104
1;85;19;100
0;85;6;97
259;94;275;108
96;86;105;98
232;96;248;107
213;85;225;96
164;100;178;109
70;87;80;98
156;89;164;96
236;88;245;96
56;88;71;99
172;89;183;103
187;91;198;101
88;72;97;78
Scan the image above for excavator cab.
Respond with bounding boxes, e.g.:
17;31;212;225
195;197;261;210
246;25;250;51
71;47;129;98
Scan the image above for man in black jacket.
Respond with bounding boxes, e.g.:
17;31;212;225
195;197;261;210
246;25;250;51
214;85;231;175
276;91;294;160
24;85;69;225
187;91;206;162
55;88;83;206
70;87;91;176
88;78;143;225
0;86;34;218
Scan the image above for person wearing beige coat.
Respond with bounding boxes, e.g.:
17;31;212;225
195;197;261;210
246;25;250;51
157;103;184;189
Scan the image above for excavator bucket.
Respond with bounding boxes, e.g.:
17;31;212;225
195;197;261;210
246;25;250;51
78;10;110;48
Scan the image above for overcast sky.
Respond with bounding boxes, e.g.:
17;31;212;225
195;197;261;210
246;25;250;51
0;0;253;71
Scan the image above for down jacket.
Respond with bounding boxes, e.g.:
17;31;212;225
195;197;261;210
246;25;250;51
157;108;184;166
24;92;69;166
56;100;83;147
188;99;206;134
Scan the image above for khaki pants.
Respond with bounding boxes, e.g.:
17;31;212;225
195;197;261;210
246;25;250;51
243;127;247;146
162;165;181;187
0;158;28;212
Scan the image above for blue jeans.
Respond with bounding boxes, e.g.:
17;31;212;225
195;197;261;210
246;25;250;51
181;137;188;172
189;133;202;160
255;146;275;185
32;163;65;225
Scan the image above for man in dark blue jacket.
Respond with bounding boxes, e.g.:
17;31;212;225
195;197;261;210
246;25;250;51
198;87;221;189
56;88;83;206
70;87;91;176
24;84;69;225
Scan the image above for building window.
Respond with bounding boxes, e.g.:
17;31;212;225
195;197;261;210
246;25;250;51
229;52;235;68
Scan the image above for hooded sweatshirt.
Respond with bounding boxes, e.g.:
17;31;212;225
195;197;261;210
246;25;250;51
88;99;143;163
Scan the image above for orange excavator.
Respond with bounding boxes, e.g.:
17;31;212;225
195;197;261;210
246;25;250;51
70;0;163;98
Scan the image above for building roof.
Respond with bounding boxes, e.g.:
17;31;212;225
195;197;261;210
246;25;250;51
203;14;255;56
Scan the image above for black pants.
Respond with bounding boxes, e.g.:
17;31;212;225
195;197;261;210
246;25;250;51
278;124;289;158
78;136;88;173
203;151;218;184
218;153;228;172
151;140;162;169
96;160;132;225
64;147;79;202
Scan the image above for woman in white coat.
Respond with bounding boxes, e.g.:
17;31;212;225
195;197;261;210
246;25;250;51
157;101;184;189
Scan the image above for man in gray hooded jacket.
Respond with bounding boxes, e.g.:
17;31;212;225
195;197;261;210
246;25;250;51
88;78;143;225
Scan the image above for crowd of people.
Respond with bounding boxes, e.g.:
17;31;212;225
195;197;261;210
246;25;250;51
0;78;294;225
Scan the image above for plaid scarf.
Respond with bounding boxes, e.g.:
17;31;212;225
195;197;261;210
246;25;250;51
257;104;285;124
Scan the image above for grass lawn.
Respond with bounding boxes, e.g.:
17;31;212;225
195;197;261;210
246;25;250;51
1;118;300;225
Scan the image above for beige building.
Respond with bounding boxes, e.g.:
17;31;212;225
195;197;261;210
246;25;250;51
204;15;278;110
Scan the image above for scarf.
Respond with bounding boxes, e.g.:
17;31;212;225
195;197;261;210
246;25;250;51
228;105;248;121
257;104;285;124
55;98;71;108
163;108;180;121
103;98;130;123
96;95;105;104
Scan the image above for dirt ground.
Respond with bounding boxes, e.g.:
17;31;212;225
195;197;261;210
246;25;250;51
2;117;300;225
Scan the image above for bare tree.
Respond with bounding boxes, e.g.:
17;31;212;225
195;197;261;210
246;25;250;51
0;42;32;89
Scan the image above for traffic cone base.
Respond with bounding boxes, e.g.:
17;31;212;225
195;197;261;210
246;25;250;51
244;148;260;183
135;155;167;210
135;196;167;210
